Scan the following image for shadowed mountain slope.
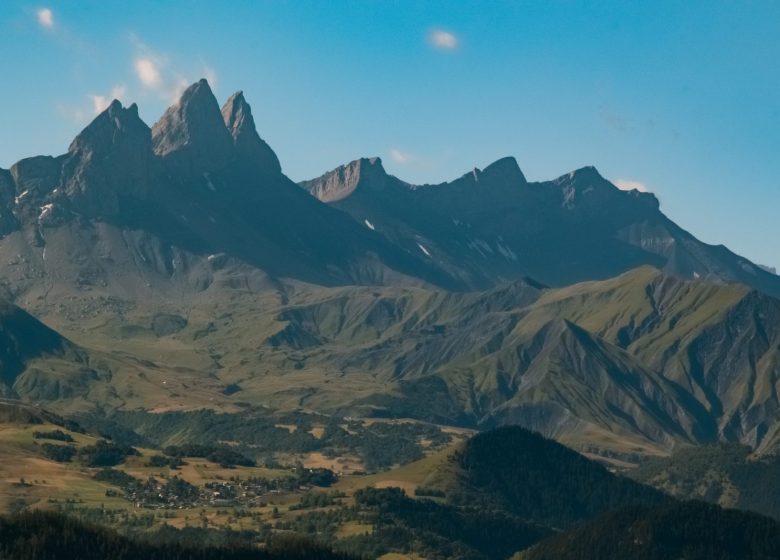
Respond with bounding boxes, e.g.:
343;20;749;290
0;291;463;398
517;501;780;560
259;267;780;454
0;79;460;318
302;157;780;296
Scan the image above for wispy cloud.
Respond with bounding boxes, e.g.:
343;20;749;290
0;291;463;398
134;58;163;90
613;179;650;193
428;29;458;51
129;35;217;102
389;148;414;165
36;7;54;29
57;84;128;125
89;85;127;114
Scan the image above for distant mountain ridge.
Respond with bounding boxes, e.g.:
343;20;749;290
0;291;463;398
301;156;780;297
1;78;777;304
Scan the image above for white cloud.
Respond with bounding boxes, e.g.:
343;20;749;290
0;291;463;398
389;148;413;165
134;58;163;90
36;8;54;29
89;85;127;114
429;29;458;50
614;179;650;193
129;35;218;102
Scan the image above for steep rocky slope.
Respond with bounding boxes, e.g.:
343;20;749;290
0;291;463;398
0;80;458;325
302;157;780;296
256;267;780;454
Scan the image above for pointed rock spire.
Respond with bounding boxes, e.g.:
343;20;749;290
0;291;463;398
151;79;234;176
480;156;527;185
221;91;281;175
59;99;153;216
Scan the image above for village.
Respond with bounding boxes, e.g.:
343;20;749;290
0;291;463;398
102;467;339;510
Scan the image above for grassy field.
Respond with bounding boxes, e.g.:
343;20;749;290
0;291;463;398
0;413;467;545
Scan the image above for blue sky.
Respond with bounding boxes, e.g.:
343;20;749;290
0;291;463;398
1;1;778;269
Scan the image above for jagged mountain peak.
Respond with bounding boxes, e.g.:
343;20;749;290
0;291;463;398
559;165;604;181
479;156;527;185
221;90;282;175
68;99;149;155
151;78;234;176
553;165;661;211
443;156;528;192
55;98;154;216
300;156;396;202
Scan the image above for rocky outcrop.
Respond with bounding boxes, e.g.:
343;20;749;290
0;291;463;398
9;155;62;200
151;79;235;177
300;157;393;202
60;100;153;217
221;91;281;175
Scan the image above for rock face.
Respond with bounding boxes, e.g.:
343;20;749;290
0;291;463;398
300;157;391;203
301;155;780;297
0;169;18;234
9;155;62;199
151;79;235;177
221;91;281;175
60;100;153;217
0;79;456;298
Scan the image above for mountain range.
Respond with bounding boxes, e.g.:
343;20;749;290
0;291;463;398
301;156;780;295
0;79;779;458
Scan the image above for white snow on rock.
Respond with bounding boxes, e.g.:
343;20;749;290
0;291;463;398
496;240;518;261
39;203;54;221
203;172;216;192
14;190;30;205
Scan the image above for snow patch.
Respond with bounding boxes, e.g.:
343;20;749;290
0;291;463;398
364;219;375;231
14;190;30;205
740;262;757;275
472;239;494;255
203;172;216;192
417;243;431;257
39;203;54;221
496;240;518;261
